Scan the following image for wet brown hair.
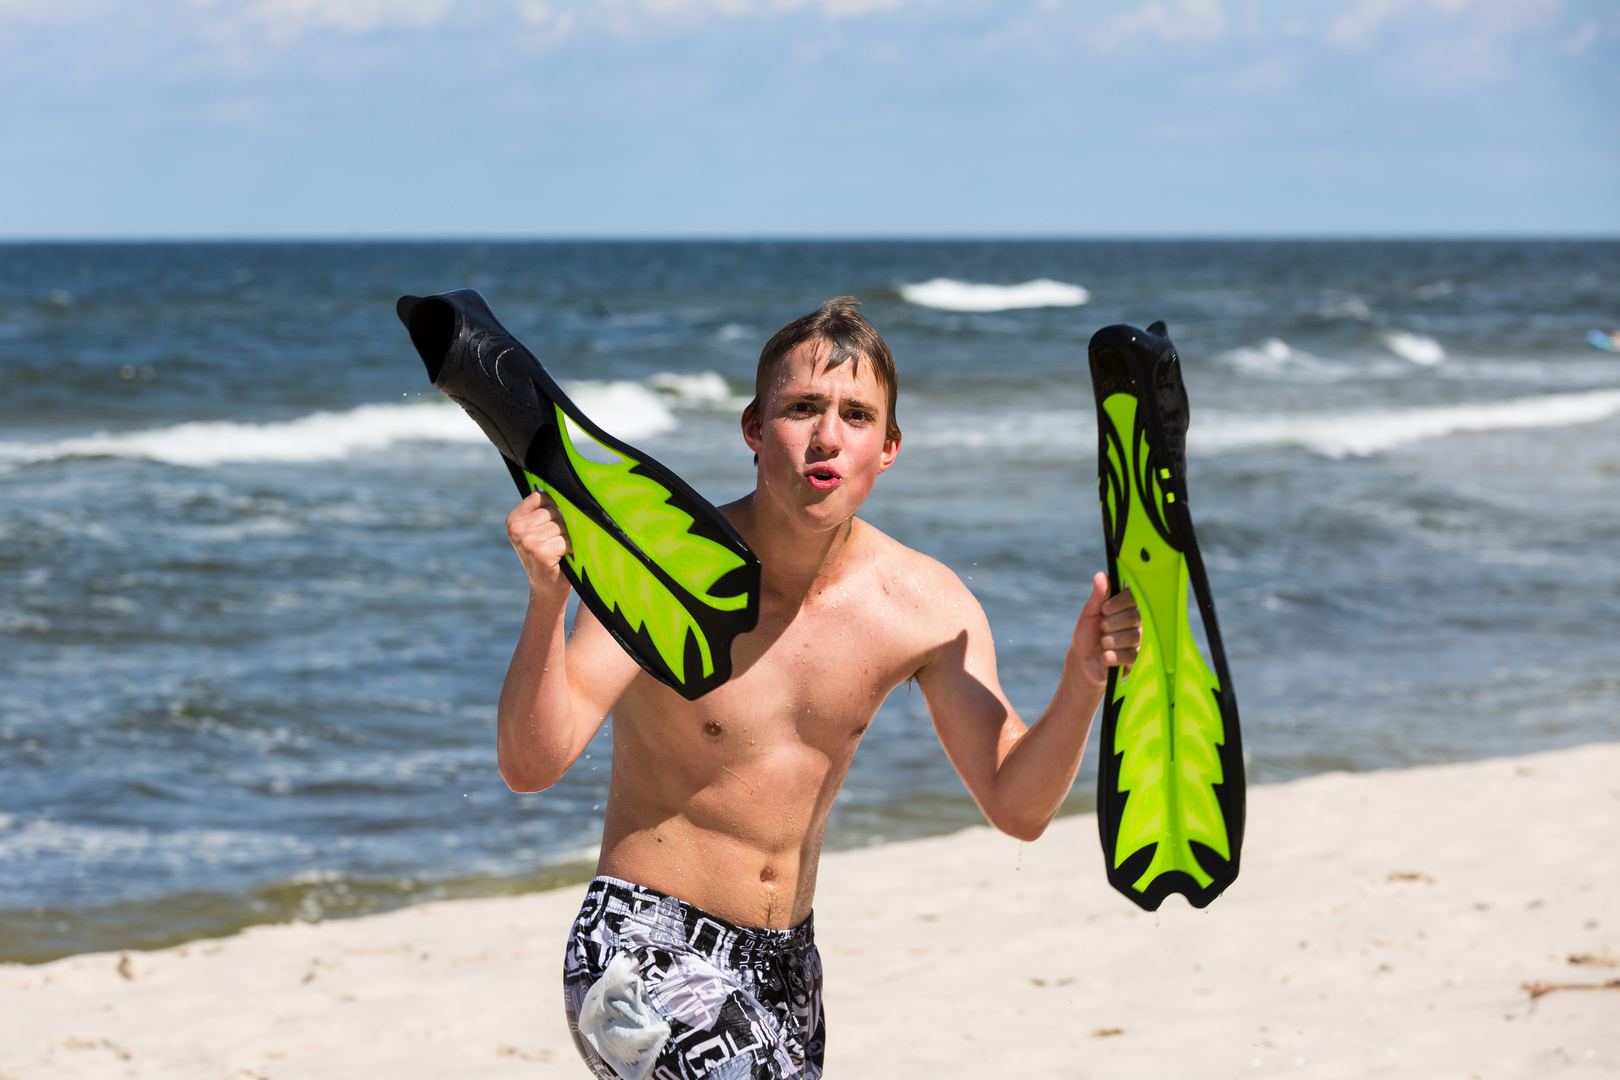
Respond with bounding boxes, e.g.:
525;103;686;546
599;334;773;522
743;297;900;444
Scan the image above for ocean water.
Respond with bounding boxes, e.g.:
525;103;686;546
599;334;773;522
2;240;1617;963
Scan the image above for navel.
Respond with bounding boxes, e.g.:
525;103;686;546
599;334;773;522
759;865;777;883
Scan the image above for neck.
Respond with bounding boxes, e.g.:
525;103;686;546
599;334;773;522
728;489;860;604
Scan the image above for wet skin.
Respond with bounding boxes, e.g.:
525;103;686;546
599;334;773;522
498;340;1141;929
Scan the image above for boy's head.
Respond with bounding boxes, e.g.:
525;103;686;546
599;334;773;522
743;297;900;444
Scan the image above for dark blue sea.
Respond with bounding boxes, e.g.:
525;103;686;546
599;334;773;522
2;240;1617;963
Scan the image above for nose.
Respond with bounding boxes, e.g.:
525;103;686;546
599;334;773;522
810;408;841;454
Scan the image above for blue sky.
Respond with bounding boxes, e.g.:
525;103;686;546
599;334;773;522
0;0;1614;238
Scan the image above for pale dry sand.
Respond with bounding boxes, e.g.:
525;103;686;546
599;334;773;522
3;743;1616;1079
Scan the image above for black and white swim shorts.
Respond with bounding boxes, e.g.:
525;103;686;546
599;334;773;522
562;876;825;1080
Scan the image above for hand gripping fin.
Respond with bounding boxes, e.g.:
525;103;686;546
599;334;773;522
1089;322;1245;910
398;289;761;700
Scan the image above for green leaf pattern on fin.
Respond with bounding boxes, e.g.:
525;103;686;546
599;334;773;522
1102;392;1231;892
523;405;748;685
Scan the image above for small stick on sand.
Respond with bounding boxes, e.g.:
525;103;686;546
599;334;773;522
1521;979;1620;1000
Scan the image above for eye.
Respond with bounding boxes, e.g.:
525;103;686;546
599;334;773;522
786;401;816;417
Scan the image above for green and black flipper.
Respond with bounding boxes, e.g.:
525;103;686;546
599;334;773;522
1089;321;1244;910
397;289;760;701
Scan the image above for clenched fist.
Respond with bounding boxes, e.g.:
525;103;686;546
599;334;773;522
1071;572;1142;689
506;490;573;600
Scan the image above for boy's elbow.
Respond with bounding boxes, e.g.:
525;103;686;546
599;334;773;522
499;754;562;794
990;810;1051;844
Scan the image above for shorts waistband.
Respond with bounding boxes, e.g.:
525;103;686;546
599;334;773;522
586;875;816;956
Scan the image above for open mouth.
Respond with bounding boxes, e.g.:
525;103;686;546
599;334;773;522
806;467;841;490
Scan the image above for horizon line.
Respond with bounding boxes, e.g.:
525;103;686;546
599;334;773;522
3;232;1618;245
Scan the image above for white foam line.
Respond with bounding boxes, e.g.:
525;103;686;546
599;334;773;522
1193;389;1620;459
0;402;483;467
905;389;1620;459
1383;330;1445;366
899;278;1089;312
0;381;679;468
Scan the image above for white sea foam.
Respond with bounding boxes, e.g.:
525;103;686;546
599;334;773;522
0;381;677;468
1192;389;1620;458
561;380;678;436
908;388;1620;460
646;370;751;411
899;278;1089;312
905;410;1094;451
1383;331;1446;366
1222;338;1346;381
0;402;482;467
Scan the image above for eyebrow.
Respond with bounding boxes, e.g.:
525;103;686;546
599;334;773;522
783;391;878;412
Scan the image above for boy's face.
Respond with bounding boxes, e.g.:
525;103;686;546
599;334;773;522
743;338;899;533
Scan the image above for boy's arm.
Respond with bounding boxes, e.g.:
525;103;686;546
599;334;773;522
496;491;642;793
916;571;1139;841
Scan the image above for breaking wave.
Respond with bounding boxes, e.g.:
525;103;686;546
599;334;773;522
907;389;1620;459
899;278;1089;312
646;370;752;411
1383;331;1446;366
0;377;704;468
1192;389;1620;458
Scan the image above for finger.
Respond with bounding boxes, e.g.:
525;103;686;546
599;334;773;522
521;532;573;566
1101;626;1142;651
511;501;566;537
1100;617;1140;643
1103;647;1139;670
505;489;546;528
518;518;570;550
1099;608;1143;634
1079;571;1111;619
1100;587;1136;616
532;533;572;559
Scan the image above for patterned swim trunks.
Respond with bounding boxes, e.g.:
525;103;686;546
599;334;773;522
562;876;825;1080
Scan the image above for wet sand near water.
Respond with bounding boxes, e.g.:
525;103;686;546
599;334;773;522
3;742;1615;1079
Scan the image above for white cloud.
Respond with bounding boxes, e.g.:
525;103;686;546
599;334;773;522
1091;0;1228;52
1562;21;1598;53
589;0;904;21
1325;0;1558;48
796;0;904;17
630;0;755;16
1324;0;1403;46
250;0;453;36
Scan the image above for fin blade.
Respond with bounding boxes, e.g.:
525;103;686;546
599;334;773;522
400;290;761;699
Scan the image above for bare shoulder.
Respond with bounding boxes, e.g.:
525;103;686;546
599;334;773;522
850;519;984;629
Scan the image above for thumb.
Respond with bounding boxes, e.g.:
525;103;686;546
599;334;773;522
1080;570;1111;619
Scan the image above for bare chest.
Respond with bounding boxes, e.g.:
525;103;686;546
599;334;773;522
621;587;925;755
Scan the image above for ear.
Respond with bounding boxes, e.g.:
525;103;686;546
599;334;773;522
741;400;763;455
877;431;901;474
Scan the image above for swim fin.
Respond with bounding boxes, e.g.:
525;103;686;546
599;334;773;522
397;289;760;701
1089;321;1244;910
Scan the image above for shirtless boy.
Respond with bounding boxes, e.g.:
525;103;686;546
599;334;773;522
499;298;1141;1080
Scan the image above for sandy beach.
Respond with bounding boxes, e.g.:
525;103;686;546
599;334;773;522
3;742;1615;1079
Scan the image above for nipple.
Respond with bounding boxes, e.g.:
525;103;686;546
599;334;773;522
703;721;724;739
